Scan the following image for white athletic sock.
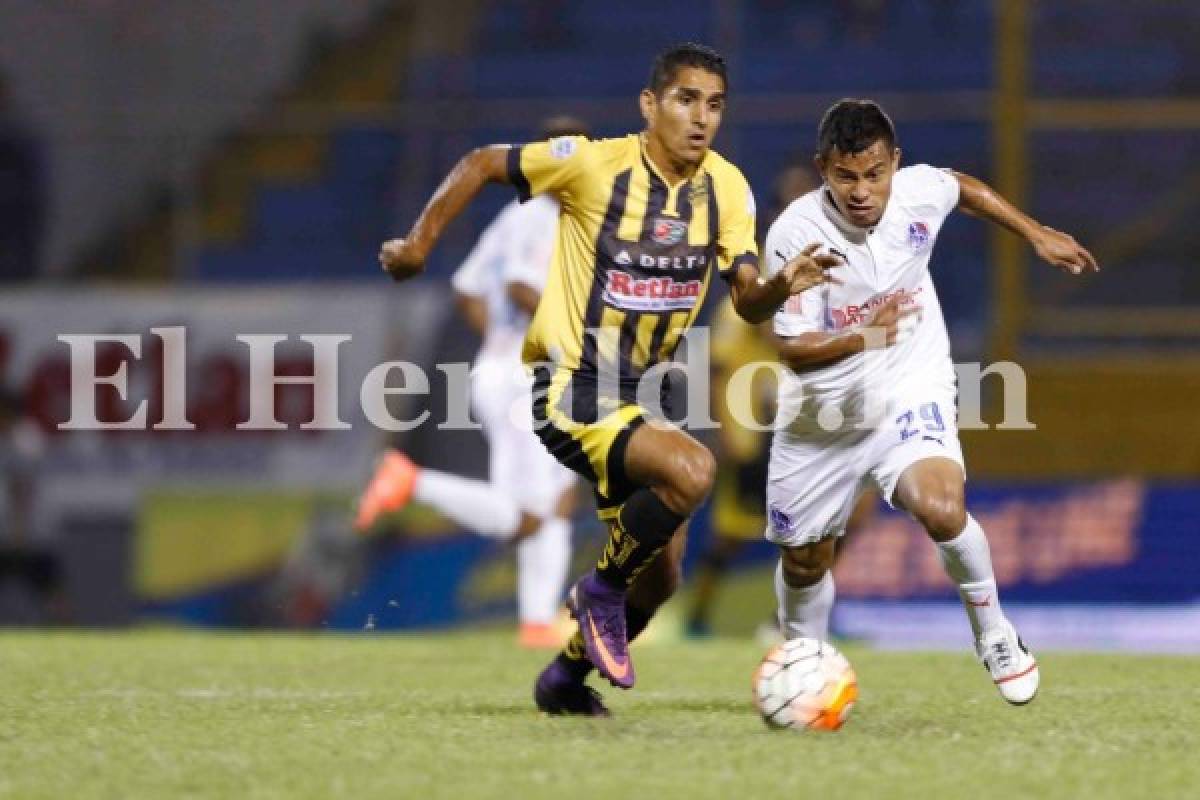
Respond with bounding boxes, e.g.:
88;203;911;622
936;514;1005;638
516;517;572;625
775;559;836;642
413;469;521;539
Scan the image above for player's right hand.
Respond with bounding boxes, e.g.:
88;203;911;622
379;238;425;281
861;295;919;349
772;243;842;296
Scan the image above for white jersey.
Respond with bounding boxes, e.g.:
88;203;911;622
451;195;559;366
765;164;960;434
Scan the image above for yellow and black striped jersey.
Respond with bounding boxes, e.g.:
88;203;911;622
508;133;758;392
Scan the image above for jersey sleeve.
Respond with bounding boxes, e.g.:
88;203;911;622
500;198;557;291
506;135;593;204
764;215;825;337
715;171;760;282
907;163;961;219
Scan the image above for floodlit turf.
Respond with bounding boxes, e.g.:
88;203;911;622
1;629;1197;799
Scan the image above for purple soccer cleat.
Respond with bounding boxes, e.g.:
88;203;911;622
565;571;635;689
533;660;610;717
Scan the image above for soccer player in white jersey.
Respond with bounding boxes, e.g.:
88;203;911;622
356;118;589;649
763;99;1098;705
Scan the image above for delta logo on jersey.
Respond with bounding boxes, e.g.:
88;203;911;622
612;248;709;271
603;270;702;312
652;218;688;246
907;220;932;251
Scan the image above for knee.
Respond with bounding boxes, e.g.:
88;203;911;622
782;559;828;588
666;446;716;513
911;488;966;541
781;541;835;588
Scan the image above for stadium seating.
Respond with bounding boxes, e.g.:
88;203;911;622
187;0;1196;325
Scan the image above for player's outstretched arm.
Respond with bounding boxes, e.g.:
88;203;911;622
774;295;914;371
379;146;512;281
728;244;842;323
954;172;1099;275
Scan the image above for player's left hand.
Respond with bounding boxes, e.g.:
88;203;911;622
1032;226;1099;275
773;243;843;295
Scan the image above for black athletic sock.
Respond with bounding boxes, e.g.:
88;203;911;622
595;489;685;589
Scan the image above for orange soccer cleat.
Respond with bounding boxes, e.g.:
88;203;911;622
354;449;420;532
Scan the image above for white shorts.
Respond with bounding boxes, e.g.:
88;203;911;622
471;356;576;520
765;391;965;548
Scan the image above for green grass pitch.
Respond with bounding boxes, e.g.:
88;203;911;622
2;628;1197;799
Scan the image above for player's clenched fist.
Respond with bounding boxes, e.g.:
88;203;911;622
379;238;425;281
770;243;842;296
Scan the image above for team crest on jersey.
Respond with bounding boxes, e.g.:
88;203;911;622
652;218;688;246
549;136;576;160
907;220;932;251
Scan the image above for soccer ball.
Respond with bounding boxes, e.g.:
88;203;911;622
752;637;858;731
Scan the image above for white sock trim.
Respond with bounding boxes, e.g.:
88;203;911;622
937;514;1005;638
936;514;994;585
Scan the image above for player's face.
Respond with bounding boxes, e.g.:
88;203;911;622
816;139;900;228
641;67;726;172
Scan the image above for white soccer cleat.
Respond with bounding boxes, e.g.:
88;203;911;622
976;620;1039;705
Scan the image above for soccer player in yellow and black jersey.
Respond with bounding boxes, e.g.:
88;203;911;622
379;43;840;715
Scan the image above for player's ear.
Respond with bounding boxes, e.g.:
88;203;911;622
812;153;825;177
891;147;902;170
639;88;657;127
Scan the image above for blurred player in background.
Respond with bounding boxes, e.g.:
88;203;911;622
682;294;776;639
356;117;589;649
377;43;838;715
764;99;1098;705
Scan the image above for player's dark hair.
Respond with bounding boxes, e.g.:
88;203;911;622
537;115;591;141
817;99;897;159
648;42;727;97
